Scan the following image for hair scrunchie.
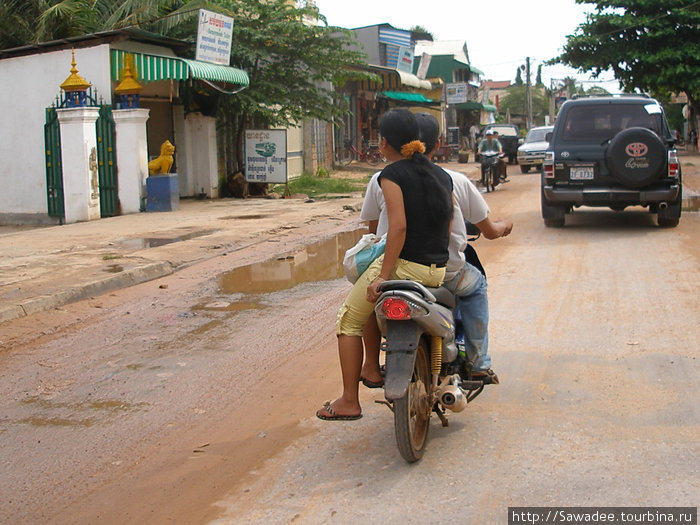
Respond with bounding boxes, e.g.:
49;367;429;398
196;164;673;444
400;140;426;159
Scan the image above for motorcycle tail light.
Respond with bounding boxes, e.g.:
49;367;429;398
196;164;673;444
668;150;679;179
543;151;555;179
381;298;412;320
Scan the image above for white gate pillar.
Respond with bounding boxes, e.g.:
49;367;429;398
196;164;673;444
112;108;150;213
56;107;100;223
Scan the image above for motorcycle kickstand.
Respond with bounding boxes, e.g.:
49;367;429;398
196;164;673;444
433;404;449;427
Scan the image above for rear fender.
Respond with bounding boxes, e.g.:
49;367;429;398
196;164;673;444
383;320;422;400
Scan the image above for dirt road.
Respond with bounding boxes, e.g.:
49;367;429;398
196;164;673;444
1;168;698;524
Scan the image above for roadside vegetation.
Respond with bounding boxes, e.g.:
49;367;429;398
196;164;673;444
271;172;371;198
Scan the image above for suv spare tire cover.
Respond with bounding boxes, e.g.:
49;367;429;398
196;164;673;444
605;127;666;188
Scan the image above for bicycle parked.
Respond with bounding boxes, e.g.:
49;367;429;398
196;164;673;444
337;139;384;166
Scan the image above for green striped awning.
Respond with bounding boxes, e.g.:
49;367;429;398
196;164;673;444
379;91;437;104
110;49;249;86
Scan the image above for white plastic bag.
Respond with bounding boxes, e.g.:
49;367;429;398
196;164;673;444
342;233;386;283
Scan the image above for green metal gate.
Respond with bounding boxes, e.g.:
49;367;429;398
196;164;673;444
44;107;64;221
96;105;118;217
44;90;118;220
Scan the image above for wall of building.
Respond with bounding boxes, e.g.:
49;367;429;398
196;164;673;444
351;26;382;65
0;45;112;222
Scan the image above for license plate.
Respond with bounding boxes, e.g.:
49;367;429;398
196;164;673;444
570;166;594;180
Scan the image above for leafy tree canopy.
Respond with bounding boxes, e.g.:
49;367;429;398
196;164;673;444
554;0;700;130
500;85;549;126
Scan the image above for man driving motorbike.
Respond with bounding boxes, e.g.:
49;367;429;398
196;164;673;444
359;113;513;388
477;130;505;186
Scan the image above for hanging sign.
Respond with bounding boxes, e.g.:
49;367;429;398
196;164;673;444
446;83;468;104
195;9;234;65
396;46;415;74
244;130;287;184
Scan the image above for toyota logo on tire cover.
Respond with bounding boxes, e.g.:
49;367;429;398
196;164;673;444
625;142;648;157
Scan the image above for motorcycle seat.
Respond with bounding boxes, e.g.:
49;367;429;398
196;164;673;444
425;286;455;309
378;280;456;309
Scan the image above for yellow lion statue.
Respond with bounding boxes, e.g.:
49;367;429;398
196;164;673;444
148;140;175;175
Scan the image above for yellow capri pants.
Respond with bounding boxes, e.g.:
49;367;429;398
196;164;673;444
336;255;446;336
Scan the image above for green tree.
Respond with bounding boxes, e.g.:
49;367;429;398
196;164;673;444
554;0;700;136
0;0;198;47
514;66;523;85
211;0;367;169
500;85;549;126
536;64;543;87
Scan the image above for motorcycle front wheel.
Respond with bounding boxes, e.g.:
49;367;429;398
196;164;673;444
485;166;496;193
393;338;432;463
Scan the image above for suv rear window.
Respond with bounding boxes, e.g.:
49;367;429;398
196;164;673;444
561;104;665;142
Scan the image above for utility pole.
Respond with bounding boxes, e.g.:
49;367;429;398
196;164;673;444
525;57;533;130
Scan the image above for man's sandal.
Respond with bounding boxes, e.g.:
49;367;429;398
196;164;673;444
316;401;362;421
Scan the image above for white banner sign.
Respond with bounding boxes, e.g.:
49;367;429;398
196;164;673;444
397;46;415;74
195;9;234;65
245;130;287;184
446;83;468;104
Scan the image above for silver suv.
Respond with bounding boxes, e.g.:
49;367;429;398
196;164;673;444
541;95;681;227
518;125;553;173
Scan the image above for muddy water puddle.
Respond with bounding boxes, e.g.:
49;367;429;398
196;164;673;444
16;396;148;428
195;228;366;312
220;229;364;295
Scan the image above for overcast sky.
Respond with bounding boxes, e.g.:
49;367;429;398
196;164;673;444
312;0;621;92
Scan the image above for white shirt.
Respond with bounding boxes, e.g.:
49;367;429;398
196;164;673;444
360;168;489;280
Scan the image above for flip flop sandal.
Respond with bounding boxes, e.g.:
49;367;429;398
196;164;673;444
316;401;362;421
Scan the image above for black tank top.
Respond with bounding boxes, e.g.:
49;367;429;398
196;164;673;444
379;159;453;266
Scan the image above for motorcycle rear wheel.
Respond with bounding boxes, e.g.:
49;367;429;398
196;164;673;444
394;338;432;463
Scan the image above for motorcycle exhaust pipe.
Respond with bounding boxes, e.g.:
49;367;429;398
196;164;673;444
437;384;468;413
659;202;668;209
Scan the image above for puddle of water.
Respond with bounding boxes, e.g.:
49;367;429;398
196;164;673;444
18;396;147;427
19;416;96;428
116;229;216;250
219;229;365;295
220;214;269;220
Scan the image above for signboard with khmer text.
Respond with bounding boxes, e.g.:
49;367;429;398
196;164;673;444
446;83;468;104
244;130;288;184
195;9;234;65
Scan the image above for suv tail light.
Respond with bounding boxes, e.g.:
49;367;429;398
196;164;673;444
668;150;680;179
543;151;555;179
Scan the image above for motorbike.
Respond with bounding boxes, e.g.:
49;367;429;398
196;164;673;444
374;239;492;462
480;151;504;193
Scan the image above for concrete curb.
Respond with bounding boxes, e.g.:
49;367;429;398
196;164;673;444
0;261;173;324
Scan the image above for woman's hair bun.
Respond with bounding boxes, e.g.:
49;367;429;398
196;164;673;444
400;140;426;158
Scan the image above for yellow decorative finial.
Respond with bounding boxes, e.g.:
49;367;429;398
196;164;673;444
60;49;91;92
115;54;143;95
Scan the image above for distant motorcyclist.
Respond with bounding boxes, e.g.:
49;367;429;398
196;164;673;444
477;130;503;185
